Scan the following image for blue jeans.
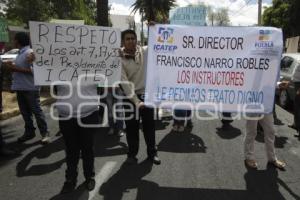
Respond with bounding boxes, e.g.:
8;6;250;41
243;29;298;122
16;91;48;136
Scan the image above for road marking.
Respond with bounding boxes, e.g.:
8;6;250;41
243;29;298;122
88;161;117;200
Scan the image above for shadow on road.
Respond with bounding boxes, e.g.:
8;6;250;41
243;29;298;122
16;137;65;177
155;118;171;131
93;127;127;158
49;183;89;200
99;160;153;200
157;128;207;153
216;124;242;139
130;166;299;200
244;165;300;200
255;133;288;149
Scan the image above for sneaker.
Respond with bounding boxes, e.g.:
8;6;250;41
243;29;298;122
41;136;51;144
178;125;185;132
85;178;96;191
107;128;114;135
117;130;125;137
172;124;179;132
17;134;35;143
125;156;138;165
147;155;161;165
60;180;76;194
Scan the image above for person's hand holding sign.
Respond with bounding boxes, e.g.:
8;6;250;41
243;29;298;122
27;52;36;64
4;60;18;72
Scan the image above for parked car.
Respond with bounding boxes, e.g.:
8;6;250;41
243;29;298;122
0;49;19;62
276;53;300;108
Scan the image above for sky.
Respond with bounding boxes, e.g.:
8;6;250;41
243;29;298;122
109;0;273;26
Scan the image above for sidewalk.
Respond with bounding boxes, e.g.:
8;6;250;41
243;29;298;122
0;91;55;120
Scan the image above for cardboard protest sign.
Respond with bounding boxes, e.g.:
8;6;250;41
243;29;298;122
29;21;121;86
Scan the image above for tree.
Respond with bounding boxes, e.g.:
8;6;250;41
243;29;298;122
5;0;52;27
207;6;230;26
97;0;108;26
131;0;176;45
263;0;300;38
131;0;176;22
3;0;96;27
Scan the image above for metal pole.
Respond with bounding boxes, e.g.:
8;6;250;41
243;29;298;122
258;0;262;26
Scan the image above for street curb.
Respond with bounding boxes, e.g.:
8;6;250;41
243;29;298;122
0;97;55;121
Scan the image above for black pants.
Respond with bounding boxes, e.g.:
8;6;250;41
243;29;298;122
124;98;157;158
0;132;4;150
59;111;99;181
0;73;2;112
294;82;300;132
221;112;233;124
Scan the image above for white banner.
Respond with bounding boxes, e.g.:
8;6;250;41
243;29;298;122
145;25;283;113
29;21;121;85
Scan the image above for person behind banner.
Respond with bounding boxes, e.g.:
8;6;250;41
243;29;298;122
0;60;15;156
56;84;99;194
98;86;125;137
5;32;50;144
120;29;161;165
244;86;287;172
172;109;193;132
28;50;100;193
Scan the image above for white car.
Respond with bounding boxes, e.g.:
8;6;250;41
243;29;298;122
276;53;300;108
0;49;19;62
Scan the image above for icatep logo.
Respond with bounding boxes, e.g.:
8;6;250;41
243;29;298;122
154;27;178;53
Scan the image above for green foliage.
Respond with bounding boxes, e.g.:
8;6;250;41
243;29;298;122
131;0;177;22
2;0;96;27
262;0;300;38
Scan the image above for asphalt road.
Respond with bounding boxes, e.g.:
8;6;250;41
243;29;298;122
0;105;300;200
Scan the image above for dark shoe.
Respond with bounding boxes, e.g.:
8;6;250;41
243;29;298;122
17;134;35;143
85;178;96;191
125;156;138;165
147;156;161;165
60;180;76;194
274;118;284;125
222;123;231;130
0;147;16;156
55;131;62;137
186;120;193;128
221;119;233;125
288;123;297;130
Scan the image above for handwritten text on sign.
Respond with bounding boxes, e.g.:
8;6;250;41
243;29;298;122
145;25;283;113
29;21;121;85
